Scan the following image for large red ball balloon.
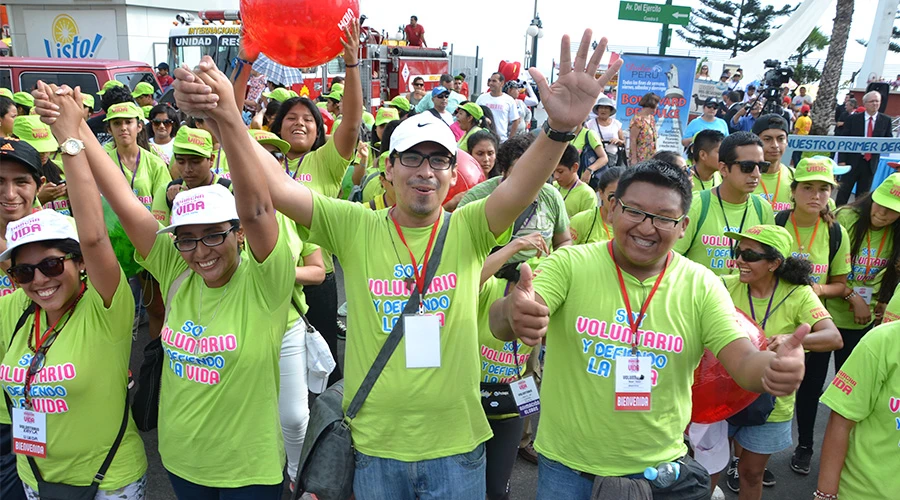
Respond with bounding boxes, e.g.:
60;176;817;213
444;151;486;206
691;308;768;424
241;0;359;68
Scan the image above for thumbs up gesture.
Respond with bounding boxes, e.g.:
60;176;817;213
761;323;810;396
504;263;550;347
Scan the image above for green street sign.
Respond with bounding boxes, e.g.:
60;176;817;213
618;1;691;26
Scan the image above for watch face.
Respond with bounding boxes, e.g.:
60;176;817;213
63;139;82;155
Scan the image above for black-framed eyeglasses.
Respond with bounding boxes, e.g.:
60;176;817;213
173;226;237;252
151;119;174;126
395;151;455;170
618;201;684;230
730;160;771;174
735;247;767;263
7;254;74;284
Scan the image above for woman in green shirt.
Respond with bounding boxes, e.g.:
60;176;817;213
456;101;487;152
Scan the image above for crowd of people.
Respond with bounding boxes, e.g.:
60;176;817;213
0;17;897;500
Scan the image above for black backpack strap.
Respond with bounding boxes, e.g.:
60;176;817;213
774;209;792;227
345;212;452;420
165;179;185;209
216;177;233;190
828;220;842;267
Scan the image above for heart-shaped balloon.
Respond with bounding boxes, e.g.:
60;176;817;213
443;150;486;206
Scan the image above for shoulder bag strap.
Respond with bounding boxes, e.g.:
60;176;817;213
346;212;452;420
774;209;792;227
751;194;763;221
688;190;712;250
828;221;842;266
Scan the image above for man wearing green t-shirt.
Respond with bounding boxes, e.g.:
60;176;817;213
554;144;598;218
489;161;810;500
689;129;724;193
752;114;794;212
173;27;622;498
676;131;775;275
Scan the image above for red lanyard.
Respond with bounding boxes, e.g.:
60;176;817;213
608;241;671;354
790;213;820;253
602;218;611;240
760;168;782;209
32;282;86;353
863;229;888;279
390;209;442;298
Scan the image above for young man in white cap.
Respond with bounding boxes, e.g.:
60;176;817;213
172;26;622;498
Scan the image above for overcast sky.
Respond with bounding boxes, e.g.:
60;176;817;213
361;0;898;87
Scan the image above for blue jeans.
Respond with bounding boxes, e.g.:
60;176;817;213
167;472;282;500
353;444;486;500
536;454;593;500
0;424;26;500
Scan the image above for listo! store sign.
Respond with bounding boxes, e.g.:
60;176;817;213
23;10;118;59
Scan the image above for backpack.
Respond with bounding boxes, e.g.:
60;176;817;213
351;170;381;203
774;209;843;265
575;128;600;177
686;190;765;251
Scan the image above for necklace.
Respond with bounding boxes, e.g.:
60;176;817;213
790;213;820;253
197;280;231;332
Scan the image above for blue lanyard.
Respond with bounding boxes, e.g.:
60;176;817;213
747;281;778;329
116;149;141;190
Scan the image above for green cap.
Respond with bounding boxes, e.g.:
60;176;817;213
362;110;375;130
103;101;144;121
97;79;125;96
12;92;33;108
172;126;213;158
131;82;155;98
724;225;793;259
13;115;59;153
457;102;483;120
248;129;290;155
262;88;299;103
0;88;12;99
324;89;343;102
375;107;399;127
376;150;390;174
82;94;95;110
316;101;327;110
872;173;900;214
142;105;153;119
330;83;344;94
794;156;838;186
385;95;411;112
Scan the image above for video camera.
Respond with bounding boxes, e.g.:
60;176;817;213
755;59;794;115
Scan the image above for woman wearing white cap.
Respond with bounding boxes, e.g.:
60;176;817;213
0;84;147;498
585;96;624;168
33;79;295;497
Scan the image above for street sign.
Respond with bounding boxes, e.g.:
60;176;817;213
618;1;692;26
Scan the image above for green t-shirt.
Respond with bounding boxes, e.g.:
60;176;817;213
0;267;16;298
458;126;483;152
781;216;852;285
674;190;775;275
0;273;147;490
150;174;230;226
278;212;319;325
211;147;230;179
820;322;900;500
690;170;721;193
361;167;385;204
0;289;30;423
532;244;746;476
459;177;569;264
723;275;830;422
753;165;795;212
554;180;597;218
569;207;612;245
105;145;172;219
570;127;602;153
42;154;71;216
882;283;900;324
825;209;894;328
135;229;294;487
301;193;510;461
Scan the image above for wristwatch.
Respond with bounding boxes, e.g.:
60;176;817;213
60;138;85;156
541;121;577;142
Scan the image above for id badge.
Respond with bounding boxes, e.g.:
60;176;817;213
854;286;874;305
510;376;541;417
614;355;652;411
404;314;441;368
11;408;47;458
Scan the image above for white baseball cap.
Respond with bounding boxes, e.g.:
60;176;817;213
0;210;79;262
158;184;239;234
389;112;458;156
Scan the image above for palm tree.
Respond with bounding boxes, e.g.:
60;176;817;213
810;0;855;135
791;27;830;84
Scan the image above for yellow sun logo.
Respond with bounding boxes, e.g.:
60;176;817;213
52;15;78;45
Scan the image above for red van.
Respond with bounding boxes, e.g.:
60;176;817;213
0;57;161;111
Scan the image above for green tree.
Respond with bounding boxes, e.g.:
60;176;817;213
810;0;855;135
790;27;830;84
677;0;798;58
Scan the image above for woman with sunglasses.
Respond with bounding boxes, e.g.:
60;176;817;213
697;63;713;81
148;104;180;166
0;83;148;499
722;225;841;500
406;76;427;107
34;77;295;497
568;166;624;245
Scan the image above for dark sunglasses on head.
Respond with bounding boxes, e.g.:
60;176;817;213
735;247;767;263
8;254;74;284
731;160;770;174
152;119;174;126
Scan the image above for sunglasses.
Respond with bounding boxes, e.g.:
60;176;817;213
173;226;237;252
435;93;450;99
731;160;771;174
8;254;74;284
735;247;767;263
413;82;424;87
151;119;174;126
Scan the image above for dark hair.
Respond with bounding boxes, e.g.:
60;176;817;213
491;72;506;83
496;133;535;175
688;129;725;162
718;131;763;167
756;242;813;286
559;144;579;168
0;96;15;118
270;97;327;152
41;157;65;186
652;150;684;169
331;75;345;86
479;105;496;132
412;76;424;85
456;101;488;129
790;180;836;224
16;104;31;115
10;239;83;267
848;98;857;108
411;15;418;21
107;114;151;151
100;87;135;112
614;159;692;214
639;93;660;108
597;166;625;193
380;119;403;156
726;91;741;103
373;119;399;156
440;74;453;86
844;194;900;303
263;100;281;128
149;104;180;139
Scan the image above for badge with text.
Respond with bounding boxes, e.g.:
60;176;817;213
404;314;441;368
854;286;874;305
614;355;652;411
510;376;540;417
11;408;47;458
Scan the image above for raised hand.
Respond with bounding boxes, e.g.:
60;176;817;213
191;58;241;121
528;30;623;131
173;60;220;118
504;263;550;347
513;232;550;259
32;82;85;140
761;323;809;396
340;18;361;66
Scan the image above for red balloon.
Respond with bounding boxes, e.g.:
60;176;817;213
498;61;521;83
241;0;359;68
690;309;768;424
444;151;486;206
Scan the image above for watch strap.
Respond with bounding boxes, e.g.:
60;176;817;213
542;121;577;142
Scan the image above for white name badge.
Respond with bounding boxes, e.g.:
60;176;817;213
614;355;652;411
11;408;47;458
404;314;441;368
854;286;874;305
510;375;541;417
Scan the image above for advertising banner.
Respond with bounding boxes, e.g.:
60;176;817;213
616;53;696;153
23;10;118;59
